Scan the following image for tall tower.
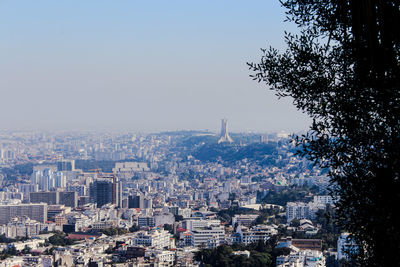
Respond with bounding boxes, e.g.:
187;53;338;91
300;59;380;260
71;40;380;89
89;172;122;208
218;119;234;144
89;179;113;208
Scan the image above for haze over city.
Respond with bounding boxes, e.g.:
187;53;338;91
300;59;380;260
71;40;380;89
0;0;397;265
0;1;309;133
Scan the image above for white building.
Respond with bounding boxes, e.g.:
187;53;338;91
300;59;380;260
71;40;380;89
235;225;278;245
240;176;252;185
154;213;175;227
113;162;149;179
178;208;191;219
287;196;335;223
313;196;334;206
134;229;173;249
146;249;175;267
231;214;259;227
0;216;53;238
183;219;221;231
0;203;47;224
55;172;66;188
0;256;24;267
190;226;225;248
10;239;46;250
286;202;311;223
23;255;53;267
92;221;115;230
276;248;326;267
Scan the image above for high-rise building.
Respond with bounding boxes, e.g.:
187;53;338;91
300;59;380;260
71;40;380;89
116;178;123;208
0;203;47;224
90;179;113;208
218;119;233;144
55;172;66;188
128;194;144;209
38;168;54;191
32;169;67;191
59;191;78;208
286;202;311;222
31;171;41;184
90;176;121;208
144;198;153;209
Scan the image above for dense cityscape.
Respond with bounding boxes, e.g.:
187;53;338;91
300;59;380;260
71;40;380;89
2;0;398;265
0;120;349;267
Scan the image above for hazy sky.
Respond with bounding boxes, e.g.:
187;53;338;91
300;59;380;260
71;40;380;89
0;1;310;133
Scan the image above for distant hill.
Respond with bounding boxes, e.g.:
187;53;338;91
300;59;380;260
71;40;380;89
192;142;278;163
158;130;213;136
176;135;218;148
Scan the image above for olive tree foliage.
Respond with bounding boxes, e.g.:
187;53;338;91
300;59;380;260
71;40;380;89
248;1;400;266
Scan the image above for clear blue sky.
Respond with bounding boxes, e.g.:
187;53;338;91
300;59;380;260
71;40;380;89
0;0;309;133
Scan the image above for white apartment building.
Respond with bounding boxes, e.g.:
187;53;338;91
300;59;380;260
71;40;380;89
287;196;335;223
240;176;252;185
313;196;334;206
23;255;53;267
276;249;326;267
231;214;259;227
286;202;311;223
235;225;278;245
0;203;47;224
0;256;24;267
183;219;221;231
190;226;225;248
134;229;172;249
146;249;175;267
113;162;149;179
92;221;116;230
178;208;191;219
10;239;46;250
154;213;175;227
0;216;54;238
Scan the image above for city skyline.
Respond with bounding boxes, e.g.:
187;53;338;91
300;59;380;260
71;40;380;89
0;1;310;133
0;1;395;265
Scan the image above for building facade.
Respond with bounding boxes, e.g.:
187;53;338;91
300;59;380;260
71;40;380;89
0;203;47;224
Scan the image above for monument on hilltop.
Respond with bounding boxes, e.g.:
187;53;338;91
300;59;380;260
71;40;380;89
218;119;234;144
